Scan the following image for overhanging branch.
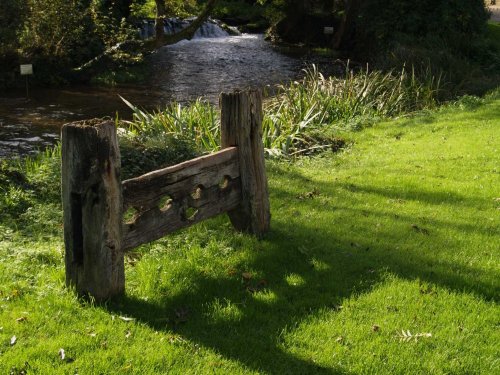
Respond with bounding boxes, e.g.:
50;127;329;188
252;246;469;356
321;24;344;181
75;0;219;76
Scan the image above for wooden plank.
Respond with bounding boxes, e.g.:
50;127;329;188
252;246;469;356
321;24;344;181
61;120;124;300
122;146;239;210
220;90;270;238
122;177;241;252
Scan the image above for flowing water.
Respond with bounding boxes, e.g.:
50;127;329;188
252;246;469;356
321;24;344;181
0;33;303;158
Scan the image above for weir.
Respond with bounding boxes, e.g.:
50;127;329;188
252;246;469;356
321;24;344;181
138;17;239;40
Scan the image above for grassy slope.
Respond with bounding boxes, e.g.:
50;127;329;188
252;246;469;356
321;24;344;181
0;95;499;374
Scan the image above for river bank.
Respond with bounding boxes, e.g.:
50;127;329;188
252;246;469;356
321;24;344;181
0;34;302;158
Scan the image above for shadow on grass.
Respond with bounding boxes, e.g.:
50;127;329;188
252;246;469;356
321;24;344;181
109;222;356;373
107;164;497;374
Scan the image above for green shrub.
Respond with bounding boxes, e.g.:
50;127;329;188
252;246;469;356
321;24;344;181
0;0;26;88
119;132;199;180
356;0;489;56
354;0;500;94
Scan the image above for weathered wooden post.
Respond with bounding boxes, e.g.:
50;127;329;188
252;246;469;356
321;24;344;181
220;89;271;237
61;120;124;300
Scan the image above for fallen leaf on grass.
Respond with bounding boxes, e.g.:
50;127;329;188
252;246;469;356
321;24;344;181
246;279;268;293
121;364;132;371
396;330;432;342
168;335;187;345
257;279;268;287
297;189;320;200
119;316;135;322
411;224;430;235
10;335;17;346
58;348;75;363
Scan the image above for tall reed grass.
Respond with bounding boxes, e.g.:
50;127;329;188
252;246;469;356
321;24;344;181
262;64;440;155
121;64;441;157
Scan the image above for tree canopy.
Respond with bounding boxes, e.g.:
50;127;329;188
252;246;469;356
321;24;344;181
0;0;219;87
0;0;493;88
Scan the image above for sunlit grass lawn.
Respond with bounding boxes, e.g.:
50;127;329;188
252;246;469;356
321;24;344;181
0;93;499;374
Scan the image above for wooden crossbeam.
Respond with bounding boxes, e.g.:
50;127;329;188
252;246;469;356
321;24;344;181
121;147;241;251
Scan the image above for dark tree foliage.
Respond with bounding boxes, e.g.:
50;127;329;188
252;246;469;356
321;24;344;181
353;0;490;53
271;0;489;56
0;0;27;87
0;0;26;52
94;0;134;20
0;0;222;88
20;0;104;85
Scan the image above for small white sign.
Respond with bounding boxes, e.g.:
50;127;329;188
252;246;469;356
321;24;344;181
323;27;334;35
20;64;33;75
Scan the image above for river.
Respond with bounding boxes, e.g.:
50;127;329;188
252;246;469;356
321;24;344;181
0;34;304;158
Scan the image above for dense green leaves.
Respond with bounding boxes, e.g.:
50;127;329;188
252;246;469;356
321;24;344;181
19;0;101;83
0;0;146;87
0;0;26;53
356;0;489;53
0;0;27;86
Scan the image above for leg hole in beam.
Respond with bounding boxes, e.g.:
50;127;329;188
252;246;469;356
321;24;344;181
159;195;173;212
123;206;139;224
190;185;204;200
184;207;199;221
219;175;231;190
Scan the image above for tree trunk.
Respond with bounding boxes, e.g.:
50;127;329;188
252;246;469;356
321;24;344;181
333;0;360;50
155;0;166;42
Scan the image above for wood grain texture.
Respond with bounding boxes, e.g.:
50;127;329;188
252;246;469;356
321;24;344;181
122;147;239;210
220;90;270;238
122;176;242;252
61;120;124;300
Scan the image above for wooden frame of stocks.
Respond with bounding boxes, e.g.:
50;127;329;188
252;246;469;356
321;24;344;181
61;90;270;300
